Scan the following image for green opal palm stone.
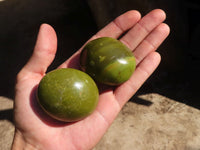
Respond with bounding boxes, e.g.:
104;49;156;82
80;37;136;85
37;68;99;122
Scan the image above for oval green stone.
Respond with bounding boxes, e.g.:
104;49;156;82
37;68;99;122
80;37;136;85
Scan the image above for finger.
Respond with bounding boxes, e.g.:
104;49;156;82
114;52;161;107
23;24;57;75
120;9;166;50
59;10;141;69
133;23;170;64
95;10;141;39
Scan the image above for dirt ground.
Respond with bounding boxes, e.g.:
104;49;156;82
1;93;200;150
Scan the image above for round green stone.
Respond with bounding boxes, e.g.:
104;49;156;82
80;37;136;85
37;68;99;122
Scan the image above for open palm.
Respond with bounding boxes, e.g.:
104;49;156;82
13;9;170;150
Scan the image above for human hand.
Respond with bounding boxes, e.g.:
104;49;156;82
12;9;170;150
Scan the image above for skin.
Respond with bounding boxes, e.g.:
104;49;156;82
12;9;170;150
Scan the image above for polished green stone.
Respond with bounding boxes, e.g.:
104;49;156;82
37;68;99;122
80;37;136;85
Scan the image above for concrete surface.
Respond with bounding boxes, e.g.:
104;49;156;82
1;93;200;150
94;93;200;150
0;97;14;150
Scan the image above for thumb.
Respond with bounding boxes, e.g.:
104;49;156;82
23;23;57;76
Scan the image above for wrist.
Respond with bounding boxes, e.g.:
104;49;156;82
11;129;39;150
